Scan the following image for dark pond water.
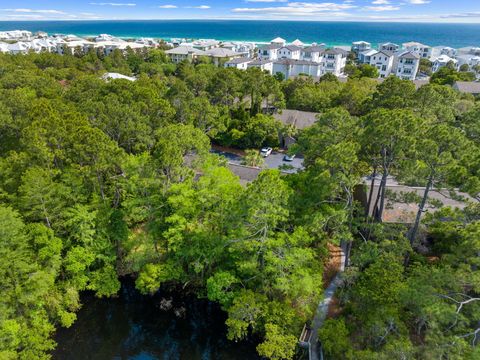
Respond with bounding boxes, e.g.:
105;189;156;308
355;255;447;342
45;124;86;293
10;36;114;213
53;279;261;360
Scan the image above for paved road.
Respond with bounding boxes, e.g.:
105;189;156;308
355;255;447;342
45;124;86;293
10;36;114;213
211;149;304;174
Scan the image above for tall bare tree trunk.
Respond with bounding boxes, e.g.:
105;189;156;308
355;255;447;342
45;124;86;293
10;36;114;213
366;166;377;217
409;173;434;246
376;170;389;222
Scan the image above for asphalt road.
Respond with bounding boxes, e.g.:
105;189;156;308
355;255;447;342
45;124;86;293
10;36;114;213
211;149;304;174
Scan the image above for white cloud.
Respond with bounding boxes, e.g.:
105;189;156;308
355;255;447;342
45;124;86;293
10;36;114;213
184;5;211;9
158;5;178;8
372;0;390;4
440;11;480;19
408;0;430;4
1;8;66;14
364;5;400;11
233;2;356;16
89;2;136;6
5;14;44;19
245;0;288;2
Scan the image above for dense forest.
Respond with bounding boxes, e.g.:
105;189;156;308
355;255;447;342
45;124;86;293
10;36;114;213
0;48;479;360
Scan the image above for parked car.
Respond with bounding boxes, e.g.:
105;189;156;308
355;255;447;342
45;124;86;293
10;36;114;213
260;147;273;157
283;154;296;162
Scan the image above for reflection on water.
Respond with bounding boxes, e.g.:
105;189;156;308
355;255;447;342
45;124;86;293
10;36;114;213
53;279;261;360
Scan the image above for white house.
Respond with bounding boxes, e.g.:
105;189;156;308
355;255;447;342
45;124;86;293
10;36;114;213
432;55;458;73
352;41;371;54
0;42;9;53
395;51;420;80
273;59;321;79
291;39;305;47
165;45;208;63
0;30;32;41
358;49;377;64
322;48;348;76
369;50;395;78
379;42;399;52
431;46;457;59
247;59;274;74
456;54;480;71
225;58;253;70
221;41;256;57
257;44;281;60
301;45;325;63
191;39;220;51
270;37;287;47
7;42;30;55
277;45;302;60
402;42;432;59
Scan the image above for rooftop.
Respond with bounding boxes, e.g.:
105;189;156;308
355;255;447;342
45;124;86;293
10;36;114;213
453;81;480;94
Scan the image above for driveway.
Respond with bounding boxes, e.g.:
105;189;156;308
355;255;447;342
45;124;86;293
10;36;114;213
211;149;304;174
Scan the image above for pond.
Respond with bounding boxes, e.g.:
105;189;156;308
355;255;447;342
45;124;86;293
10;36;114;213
53;279;261;360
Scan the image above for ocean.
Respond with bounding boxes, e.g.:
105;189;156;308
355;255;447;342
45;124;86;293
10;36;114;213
0;20;479;48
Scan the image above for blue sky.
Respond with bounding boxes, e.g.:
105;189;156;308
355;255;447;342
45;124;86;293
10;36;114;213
0;0;479;22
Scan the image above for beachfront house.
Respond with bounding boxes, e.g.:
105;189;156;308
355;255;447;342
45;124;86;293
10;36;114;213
395;51;420;80
352;41;371;54
321;48;348;76
301;45;325;63
257;44;281;60
379;42;400;52
0;30;32;41
278;45;302;60
191;39;220;51
402;41;432;59
270;37;287;47
369;50;395;78
291;39;305;47
358;49;378;64
431;46;457;59
432;54;458;73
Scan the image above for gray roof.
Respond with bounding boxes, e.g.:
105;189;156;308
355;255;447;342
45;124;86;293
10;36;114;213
377;50;395;57
205;47;240;57
380;42;399;47
303;45;325;53
258;44;281;51
399;51;421;59
226;57;253;64
281;45;302;52
325;48;348;56
248;59;273;65
165;45;207;55
453;81;480;94
273;109;318;130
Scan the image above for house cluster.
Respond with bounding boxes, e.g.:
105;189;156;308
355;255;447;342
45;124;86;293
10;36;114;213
357;41;480;80
225;37;348;80
165;38;256;65
0;30;159;56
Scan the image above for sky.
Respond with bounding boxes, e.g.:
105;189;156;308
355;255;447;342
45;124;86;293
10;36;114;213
0;0;479;22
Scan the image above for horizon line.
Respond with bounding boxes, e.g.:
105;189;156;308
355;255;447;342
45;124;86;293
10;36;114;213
0;19;480;25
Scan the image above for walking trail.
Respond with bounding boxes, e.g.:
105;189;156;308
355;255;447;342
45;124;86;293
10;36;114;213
309;241;346;360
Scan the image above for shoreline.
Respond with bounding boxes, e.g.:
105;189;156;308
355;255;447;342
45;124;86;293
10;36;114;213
1;20;479;49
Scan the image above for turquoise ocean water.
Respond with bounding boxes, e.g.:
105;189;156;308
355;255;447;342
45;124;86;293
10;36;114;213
0;20;479;48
